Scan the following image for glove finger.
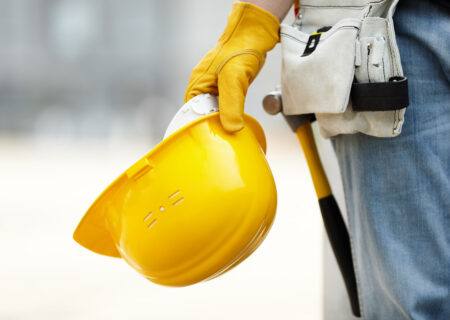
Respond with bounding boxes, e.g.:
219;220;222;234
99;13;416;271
217;54;260;132
184;50;219;103
184;72;218;103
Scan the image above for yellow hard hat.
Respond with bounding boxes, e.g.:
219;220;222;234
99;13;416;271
73;94;277;286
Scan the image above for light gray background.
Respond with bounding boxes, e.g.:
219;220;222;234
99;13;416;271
0;1;356;319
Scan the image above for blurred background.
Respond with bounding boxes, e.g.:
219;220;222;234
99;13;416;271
0;1;355;319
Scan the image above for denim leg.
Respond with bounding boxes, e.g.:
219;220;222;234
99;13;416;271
332;1;450;319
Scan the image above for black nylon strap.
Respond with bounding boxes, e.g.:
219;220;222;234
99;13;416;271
351;76;409;111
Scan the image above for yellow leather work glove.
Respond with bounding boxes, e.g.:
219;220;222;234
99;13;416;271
184;2;280;132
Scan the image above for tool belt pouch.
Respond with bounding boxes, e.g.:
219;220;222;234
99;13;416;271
280;0;409;138
281;18;361;115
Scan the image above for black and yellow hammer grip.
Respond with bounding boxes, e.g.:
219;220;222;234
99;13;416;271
295;121;361;317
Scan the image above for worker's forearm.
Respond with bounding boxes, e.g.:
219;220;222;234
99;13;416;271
241;0;294;21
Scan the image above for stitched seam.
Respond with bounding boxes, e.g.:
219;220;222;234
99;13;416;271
384;19;400;132
367;44;371;83
341;61;356;112
280;26;359;44
381;18;401;134
392;110;397;135
301;0;385;9
384;19;397;75
215;49;263;74
393;109;401;132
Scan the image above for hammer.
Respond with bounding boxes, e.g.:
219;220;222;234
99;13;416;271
263;90;361;317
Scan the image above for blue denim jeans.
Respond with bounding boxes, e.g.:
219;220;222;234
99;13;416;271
332;1;450;319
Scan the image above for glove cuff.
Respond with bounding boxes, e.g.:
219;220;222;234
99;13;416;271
219;2;280;51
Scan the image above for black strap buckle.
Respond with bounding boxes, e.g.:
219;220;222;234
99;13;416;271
301;26;331;57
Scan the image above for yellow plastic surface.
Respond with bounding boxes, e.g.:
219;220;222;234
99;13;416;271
73;113;277;286
295;123;332;199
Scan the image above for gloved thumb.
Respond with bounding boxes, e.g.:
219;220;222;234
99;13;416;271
217;54;261;132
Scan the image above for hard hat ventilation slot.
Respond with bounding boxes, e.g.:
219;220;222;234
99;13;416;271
168;190;181;199
143;211;153;222
168;189;184;206
126;157;154;181
172;197;184;206
146;219;157;229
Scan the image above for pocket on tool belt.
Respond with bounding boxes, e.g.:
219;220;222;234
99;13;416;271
351;16;409;114
355;17;396;84
280;18;361;115
356;35;391;83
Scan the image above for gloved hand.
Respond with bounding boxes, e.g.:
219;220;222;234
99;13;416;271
184;2;280;132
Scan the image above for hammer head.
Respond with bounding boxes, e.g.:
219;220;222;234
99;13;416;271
262;89;315;132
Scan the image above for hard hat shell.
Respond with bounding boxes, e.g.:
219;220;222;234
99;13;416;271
73;112;277;286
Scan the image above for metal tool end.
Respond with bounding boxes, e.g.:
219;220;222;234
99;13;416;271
262;91;283;115
262;87;316;132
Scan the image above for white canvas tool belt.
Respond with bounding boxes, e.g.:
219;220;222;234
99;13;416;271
281;0;409;138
